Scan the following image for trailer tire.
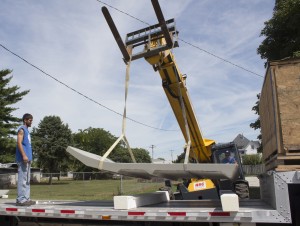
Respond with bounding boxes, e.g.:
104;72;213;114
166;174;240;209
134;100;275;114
234;180;249;199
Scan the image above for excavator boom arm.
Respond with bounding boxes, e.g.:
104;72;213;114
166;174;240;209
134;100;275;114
145;50;213;162
101;0;215;163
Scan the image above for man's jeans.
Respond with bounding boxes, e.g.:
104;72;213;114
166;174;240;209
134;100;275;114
16;161;31;203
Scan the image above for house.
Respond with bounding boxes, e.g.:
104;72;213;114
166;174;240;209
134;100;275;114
233;134;260;155
152;158;172;164
243;140;260;155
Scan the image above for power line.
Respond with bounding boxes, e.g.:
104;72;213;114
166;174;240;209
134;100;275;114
96;0;264;78
0;43;177;132
178;38;264;78
96;0;150;26
1;2;263;132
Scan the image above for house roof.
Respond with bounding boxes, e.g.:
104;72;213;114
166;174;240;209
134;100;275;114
233;134;250;149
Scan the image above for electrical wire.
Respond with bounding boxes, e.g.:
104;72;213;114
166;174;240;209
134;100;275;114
0;43;177;132
96;0;150;26
0;1;263;132
178;38;264;78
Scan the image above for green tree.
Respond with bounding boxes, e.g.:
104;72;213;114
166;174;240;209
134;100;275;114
72;127;123;176
73;127;120;158
250;94;262;153
0;69;29;162
132;148;151;163
0;138;17;163
32;115;73;184
257;0;300;62
173;152;185;163
252;0;300;149
72;128;151;177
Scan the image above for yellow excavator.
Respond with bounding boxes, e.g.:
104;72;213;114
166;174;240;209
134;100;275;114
101;0;249;200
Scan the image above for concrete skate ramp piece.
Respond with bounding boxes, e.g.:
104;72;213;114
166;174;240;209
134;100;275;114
66;146;239;180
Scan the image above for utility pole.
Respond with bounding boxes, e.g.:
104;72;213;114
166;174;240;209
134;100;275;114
149;145;156;160
170;150;174;162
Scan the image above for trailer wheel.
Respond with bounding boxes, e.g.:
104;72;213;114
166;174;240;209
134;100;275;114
234;180;249;199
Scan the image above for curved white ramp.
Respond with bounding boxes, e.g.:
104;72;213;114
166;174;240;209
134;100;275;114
66;146;239;180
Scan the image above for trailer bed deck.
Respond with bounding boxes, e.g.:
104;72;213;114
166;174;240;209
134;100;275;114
0;199;288;224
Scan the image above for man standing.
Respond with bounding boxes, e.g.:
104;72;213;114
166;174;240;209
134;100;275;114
16;113;36;206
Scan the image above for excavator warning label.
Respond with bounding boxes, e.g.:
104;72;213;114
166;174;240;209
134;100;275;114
193;181;206;190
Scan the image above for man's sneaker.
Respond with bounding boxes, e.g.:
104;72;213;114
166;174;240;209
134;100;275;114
16;200;32;206
29;200;36;205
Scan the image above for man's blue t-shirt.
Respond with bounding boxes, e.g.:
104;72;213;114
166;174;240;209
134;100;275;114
16;125;32;162
222;157;236;164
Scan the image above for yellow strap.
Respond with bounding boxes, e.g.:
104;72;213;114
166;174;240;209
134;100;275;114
98;46;136;170
98;134;124;170
122;48;136;163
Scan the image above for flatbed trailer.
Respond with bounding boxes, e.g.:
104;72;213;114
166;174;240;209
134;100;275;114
1;2;299;226
0;171;299;226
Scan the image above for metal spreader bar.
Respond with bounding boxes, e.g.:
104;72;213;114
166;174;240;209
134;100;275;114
102;7;131;63
102;1;178;62
125;19;175;47
151;0;173;48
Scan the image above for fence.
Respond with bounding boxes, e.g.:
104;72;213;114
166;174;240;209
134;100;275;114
0;165;265;188
0;172;41;188
242;164;265;175
41;167;265;181
41;171;124;181
0;173;16;189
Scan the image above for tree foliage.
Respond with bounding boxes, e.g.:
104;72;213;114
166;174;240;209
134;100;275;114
173;152;185;163
131;148;151;163
72;127;122;173
73;127;121;158
257;0;300;62
31;115;73;184
0;138;17;163
250;94;262;153
252;0;300;151
72;128;151;174
0;69;29;163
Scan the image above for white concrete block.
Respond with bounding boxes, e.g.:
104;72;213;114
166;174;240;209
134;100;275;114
0;190;9;196
220;193;239;212
114;191;169;210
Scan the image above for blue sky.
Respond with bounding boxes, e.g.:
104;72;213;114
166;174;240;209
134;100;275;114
0;0;274;161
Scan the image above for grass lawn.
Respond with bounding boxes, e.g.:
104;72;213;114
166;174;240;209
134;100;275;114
8;178;260;201
8;178;165;201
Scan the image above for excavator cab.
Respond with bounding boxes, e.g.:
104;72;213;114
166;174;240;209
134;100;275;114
212;142;244;179
212;142;250;199
175;143;249;200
